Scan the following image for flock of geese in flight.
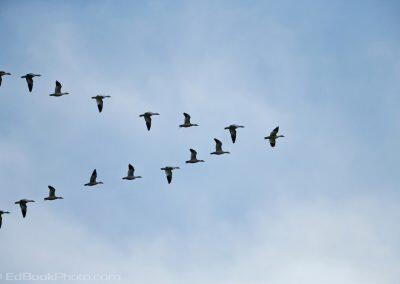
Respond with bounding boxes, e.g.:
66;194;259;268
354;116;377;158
0;71;285;229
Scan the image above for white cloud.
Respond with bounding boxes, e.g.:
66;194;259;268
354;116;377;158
1;195;399;284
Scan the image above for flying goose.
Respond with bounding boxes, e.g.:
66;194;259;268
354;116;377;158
49;81;70;97
91;95;111;113
84;169;103;186
186;149;205;163
161;166;180;184
44;186;64;201
0;71;11;87
264;126;284;147
180;113;199;128
15;199;35;218
122;164;142;180
211;138;230;155
139;112;160;131
21;73;41;92
0;210;10;229
224;124;244;143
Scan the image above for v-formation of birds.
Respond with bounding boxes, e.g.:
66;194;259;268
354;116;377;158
0;71;285;229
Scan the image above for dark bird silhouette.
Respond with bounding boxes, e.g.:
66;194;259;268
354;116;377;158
139;112;160;131
15;199;35;218
21;73;41;92
91;95;111;113
211;138;230;155
186;149;205;163
122;164;142;180
84;169;103;186
44;186;64;200
224;124;244;143
0;210;10;228
0;71;11;87
49;81;69;97
180;113;199;128
264;126;284;147
161;166;179;184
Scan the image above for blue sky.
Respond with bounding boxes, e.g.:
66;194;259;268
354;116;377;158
0;0;399;283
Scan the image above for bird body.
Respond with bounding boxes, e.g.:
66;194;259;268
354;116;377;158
180;113;199;128
161;166;179;184
84;169;104;186
264;126;284;147
0;71;11;86
211;138;230;155
21;73;41;92
186;149;205;163
15;199;35;218
0;210;10;228
123;164;142;180
225;124;244;143
44;186;64;200
91;95;111;113
139;112;160;131
49;81;69;97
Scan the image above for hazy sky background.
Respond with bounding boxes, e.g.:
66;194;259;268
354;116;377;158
0;0;399;283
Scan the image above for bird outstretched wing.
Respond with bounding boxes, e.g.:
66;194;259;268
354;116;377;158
55;81;62;93
190;148;197;160
145;116;152;130
20;203;27;218
26;77;33;92
183;113;191;124
271;126;279;137
214;138;222;152
229;128;237;143
90;169;97;183
48;186;56;198
128;164;134;177
96;98;103;112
